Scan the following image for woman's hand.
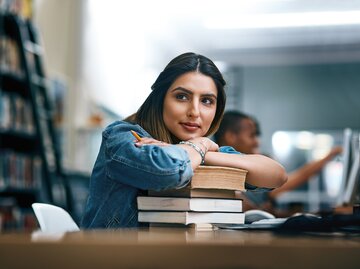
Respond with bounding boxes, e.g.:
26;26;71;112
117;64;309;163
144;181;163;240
189;137;219;152
175;137;218;170
134;137;169;147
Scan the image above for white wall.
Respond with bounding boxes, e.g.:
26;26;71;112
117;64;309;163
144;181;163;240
241;63;360;154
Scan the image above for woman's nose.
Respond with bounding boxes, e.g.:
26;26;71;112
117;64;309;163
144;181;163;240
187;101;200;118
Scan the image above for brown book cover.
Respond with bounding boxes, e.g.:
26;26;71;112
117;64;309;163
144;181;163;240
190;165;247;191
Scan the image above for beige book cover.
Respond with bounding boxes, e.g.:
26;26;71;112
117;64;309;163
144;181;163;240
189;166;247;191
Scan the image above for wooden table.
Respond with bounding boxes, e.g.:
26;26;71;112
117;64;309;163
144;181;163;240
1;228;360;269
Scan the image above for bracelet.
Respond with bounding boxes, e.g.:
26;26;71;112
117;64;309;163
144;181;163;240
199;140;209;153
179;141;205;165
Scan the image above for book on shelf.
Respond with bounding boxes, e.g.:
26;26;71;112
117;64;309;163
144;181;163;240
189;165;247;191
0;87;35;134
148;188;240;199
138;211;245;225
0;37;22;75
137;196;242;212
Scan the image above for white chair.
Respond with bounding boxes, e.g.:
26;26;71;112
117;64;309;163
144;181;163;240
32;203;80;233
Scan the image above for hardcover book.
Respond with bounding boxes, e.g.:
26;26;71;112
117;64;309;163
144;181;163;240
148;188;240;199
137;196;242;212
138;211;245;225
149;222;217;231
189;165;247;191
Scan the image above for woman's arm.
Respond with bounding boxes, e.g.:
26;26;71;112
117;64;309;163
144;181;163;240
105;123;194;191
135;137;208;170
175;137;286;188
137;136;287;189
204;151;287;188
176;137;219;171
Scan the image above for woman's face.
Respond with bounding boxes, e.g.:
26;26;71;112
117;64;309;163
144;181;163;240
163;72;218;141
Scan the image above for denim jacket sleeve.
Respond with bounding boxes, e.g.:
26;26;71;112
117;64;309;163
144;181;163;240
103;121;193;191
219;146;273;192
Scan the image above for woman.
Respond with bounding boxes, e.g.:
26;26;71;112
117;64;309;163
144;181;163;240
81;52;287;229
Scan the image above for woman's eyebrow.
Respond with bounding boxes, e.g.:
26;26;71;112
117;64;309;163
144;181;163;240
202;93;217;99
171;87;192;94
171;87;217;98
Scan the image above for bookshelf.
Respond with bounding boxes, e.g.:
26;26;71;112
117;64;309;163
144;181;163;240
0;12;72;231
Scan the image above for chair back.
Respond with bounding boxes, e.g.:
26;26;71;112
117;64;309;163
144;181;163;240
32;203;80;233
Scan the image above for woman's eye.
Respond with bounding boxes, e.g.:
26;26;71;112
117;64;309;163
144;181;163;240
202;98;215;105
175;94;188;100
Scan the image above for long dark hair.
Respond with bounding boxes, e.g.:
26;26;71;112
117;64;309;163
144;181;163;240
126;52;226;143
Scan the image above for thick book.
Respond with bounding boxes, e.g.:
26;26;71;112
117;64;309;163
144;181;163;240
189;166;247;191
148;188;240;199
138;211;245;225
137;196;242;212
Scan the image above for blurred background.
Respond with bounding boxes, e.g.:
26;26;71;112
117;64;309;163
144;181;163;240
30;0;360;170
1;0;360;230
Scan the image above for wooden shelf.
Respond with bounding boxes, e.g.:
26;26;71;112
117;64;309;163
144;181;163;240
0;131;39;153
0;187;38;208
1;72;29;97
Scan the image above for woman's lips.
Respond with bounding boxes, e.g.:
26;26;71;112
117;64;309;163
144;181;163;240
180;123;200;132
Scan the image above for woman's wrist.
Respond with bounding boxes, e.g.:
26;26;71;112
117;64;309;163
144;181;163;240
191;138;210;156
179;140;208;165
199;139;209;153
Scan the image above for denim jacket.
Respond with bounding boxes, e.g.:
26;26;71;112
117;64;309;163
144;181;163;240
81;120;268;229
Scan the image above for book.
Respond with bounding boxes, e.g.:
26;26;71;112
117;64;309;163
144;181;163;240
138;211;245;225
189;166;247;191
148;188;240;199
149;222;217;231
137;196;242;212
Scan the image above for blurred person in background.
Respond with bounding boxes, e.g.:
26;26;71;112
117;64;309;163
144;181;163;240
214;110;342;214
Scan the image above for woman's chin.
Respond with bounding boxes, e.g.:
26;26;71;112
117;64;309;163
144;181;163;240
177;133;198;141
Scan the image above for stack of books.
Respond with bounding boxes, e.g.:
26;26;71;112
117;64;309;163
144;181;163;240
137;166;247;229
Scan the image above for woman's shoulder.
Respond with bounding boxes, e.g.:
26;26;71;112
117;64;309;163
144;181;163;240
103;120;149;138
104;120;134;131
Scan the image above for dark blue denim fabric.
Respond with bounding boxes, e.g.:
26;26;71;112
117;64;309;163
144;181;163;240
81;121;193;229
